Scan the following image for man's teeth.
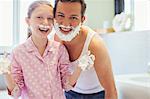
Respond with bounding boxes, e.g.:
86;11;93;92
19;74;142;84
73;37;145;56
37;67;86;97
60;27;71;31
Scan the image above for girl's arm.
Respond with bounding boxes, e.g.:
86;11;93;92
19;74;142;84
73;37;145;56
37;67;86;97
4;51;24;97
90;35;117;99
4;73;16;94
58;44;81;90
68;66;81;87
0;54;17;94
3;66;22;97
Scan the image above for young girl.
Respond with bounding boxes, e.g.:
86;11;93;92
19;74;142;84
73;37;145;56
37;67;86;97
1;0;82;99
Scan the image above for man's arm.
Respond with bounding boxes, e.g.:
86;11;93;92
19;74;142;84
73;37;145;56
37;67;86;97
90;35;117;99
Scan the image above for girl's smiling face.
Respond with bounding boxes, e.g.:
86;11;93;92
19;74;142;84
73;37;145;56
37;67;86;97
26;4;53;39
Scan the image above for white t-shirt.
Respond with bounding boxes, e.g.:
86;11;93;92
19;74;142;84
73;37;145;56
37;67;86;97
70;26;104;94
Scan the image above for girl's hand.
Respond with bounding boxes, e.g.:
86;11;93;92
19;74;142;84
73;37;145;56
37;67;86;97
0;53;11;75
78;51;95;71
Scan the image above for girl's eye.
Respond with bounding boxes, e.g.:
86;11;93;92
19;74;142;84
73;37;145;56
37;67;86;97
37;16;43;19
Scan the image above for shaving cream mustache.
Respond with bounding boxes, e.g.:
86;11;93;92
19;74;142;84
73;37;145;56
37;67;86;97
54;22;81;41
38;24;51;30
30;24;52;33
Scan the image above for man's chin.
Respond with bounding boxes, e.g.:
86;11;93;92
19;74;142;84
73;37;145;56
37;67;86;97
60;29;72;35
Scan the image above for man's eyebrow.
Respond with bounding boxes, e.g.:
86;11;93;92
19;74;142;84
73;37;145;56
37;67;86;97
57;12;64;15
71;15;79;17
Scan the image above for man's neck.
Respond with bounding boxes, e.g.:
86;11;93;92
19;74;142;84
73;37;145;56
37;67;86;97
64;27;86;46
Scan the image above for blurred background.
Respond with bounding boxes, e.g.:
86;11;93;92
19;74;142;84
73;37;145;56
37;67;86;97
0;0;150;99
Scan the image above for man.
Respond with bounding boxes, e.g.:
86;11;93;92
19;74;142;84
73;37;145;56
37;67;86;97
53;0;118;99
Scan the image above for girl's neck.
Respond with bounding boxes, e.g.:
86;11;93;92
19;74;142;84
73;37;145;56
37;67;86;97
31;36;48;55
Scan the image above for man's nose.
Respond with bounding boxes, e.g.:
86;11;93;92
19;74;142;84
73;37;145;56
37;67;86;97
61;18;70;26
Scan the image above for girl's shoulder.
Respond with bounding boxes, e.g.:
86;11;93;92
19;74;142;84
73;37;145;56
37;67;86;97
12;38;32;54
48;40;62;47
10;43;26;58
12;43;25;53
48;40;65;50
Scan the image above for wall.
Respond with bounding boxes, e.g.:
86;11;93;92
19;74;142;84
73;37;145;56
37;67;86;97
85;0;114;29
101;30;149;75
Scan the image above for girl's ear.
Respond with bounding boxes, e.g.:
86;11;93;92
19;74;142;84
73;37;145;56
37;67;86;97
25;17;30;26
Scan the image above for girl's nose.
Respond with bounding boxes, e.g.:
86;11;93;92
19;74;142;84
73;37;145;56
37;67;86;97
43;19;49;25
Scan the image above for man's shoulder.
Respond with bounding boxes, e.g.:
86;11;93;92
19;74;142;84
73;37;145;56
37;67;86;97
89;31;105;51
83;25;95;32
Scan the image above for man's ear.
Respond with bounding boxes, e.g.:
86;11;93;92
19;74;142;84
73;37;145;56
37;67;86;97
81;16;86;24
25;17;30;26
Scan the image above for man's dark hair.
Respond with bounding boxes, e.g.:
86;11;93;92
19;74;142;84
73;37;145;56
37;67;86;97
53;0;86;17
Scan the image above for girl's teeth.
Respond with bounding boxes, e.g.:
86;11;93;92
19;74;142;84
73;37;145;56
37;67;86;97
41;28;48;31
39;25;50;31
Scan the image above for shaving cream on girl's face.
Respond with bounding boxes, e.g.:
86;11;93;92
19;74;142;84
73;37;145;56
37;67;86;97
38;24;52;33
29;24;53;38
54;22;81;41
38;24;51;31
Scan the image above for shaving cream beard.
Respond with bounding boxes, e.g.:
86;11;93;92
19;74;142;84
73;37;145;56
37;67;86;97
54;22;81;41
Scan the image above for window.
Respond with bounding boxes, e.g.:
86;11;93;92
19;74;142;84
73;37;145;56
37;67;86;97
19;0;35;44
125;0;150;31
0;0;55;53
124;0;132;14
134;0;150;31
0;0;13;46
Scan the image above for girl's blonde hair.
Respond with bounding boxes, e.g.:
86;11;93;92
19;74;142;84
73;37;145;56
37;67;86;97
27;0;53;38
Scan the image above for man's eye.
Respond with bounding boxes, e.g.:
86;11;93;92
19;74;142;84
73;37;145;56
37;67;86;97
70;17;78;20
57;15;64;18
